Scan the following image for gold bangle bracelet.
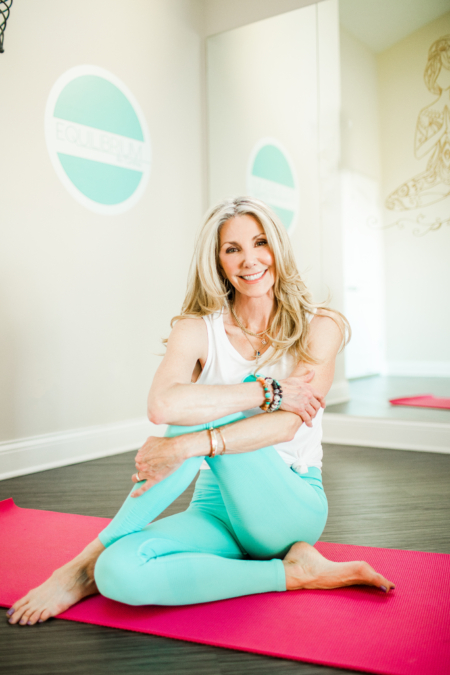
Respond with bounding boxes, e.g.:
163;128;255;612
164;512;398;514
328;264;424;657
208;427;218;457
217;426;227;455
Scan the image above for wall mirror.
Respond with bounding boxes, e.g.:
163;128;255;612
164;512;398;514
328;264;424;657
206;0;450;452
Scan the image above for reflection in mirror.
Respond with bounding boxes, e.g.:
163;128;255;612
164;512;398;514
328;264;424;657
207;0;450;453
208;3;322;293
336;0;450;446
207;1;347;405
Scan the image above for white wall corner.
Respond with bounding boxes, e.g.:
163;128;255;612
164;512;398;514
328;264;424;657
0;418;168;482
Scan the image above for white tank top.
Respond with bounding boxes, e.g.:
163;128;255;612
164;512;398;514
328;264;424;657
196;311;323;473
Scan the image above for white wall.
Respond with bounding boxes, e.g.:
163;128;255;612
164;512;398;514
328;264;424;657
378;11;450;376
340;28;382;180
0;0;206;477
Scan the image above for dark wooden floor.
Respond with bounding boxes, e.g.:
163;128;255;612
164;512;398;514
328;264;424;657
1;444;449;675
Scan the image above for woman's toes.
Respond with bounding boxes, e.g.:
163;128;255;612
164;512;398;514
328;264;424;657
8;606;27;624
27;609;42;625
39;609;52;623
356;561;386;587
379;584;394;593
381;580;395;593
9;597;31;622
367;569;395;593
8;599;26;618
19;608;34;625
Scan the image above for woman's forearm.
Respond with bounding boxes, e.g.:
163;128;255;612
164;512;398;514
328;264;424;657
148;382;265;426
175;410;302;458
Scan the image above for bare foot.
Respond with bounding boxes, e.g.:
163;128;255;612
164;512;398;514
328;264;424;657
283;541;395;593
6;538;105;626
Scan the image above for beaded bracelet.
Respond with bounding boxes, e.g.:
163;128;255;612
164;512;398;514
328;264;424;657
261;377;283;412
266;377;283;412
256;375;272;412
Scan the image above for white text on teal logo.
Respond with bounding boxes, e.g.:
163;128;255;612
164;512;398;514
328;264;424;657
247;138;299;232
45;66;151;215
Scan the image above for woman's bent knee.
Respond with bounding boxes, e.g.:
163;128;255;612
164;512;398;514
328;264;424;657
94;545;145;606
94;537;180;606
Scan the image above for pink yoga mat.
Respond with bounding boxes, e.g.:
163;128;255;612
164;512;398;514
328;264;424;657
1;498;449;675
389;394;450;409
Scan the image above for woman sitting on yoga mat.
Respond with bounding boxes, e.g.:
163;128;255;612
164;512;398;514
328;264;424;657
7;196;394;626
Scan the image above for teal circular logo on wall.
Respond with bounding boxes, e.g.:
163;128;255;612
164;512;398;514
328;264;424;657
45;66;151;215
247;138;299;233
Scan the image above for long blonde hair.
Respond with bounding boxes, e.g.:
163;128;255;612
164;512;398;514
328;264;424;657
170;196;350;366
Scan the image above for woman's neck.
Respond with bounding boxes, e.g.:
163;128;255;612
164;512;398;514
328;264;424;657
232;293;275;333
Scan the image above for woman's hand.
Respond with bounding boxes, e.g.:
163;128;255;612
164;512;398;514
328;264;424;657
279;370;326;427
131;436;187;497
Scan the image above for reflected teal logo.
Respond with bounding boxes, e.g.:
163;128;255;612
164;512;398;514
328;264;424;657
45;66;151;215
247;138;299;233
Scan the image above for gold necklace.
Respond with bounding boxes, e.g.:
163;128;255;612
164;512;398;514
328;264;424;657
230;305;270;345
241;329;263;363
230;309;271;364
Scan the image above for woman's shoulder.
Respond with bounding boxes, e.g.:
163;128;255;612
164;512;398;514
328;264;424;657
312;307;339;320
169;316;208;344
165;316;209;364
310;308;344;327
309;309;346;349
169;311;224;341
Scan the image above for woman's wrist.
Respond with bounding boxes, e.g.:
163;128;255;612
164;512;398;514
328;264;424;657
175;426;229;459
175;430;210;459
251;381;267;407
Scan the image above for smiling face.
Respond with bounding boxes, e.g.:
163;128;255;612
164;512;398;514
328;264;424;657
218;214;276;299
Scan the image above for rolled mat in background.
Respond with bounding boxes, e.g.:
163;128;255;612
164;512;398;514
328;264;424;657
389;395;450;409
1;498;449;675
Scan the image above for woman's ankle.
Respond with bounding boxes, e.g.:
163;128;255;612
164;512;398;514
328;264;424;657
68;538;105;574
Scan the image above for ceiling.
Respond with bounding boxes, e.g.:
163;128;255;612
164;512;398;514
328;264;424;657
339;0;450;53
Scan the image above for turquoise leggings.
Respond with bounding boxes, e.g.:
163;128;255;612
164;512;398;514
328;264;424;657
94;413;328;606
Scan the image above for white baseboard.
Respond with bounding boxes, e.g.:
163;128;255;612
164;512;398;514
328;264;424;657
386;361;450;377
326;379;350;406
323;412;450;454
3;403;448;482
0;418;168;482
